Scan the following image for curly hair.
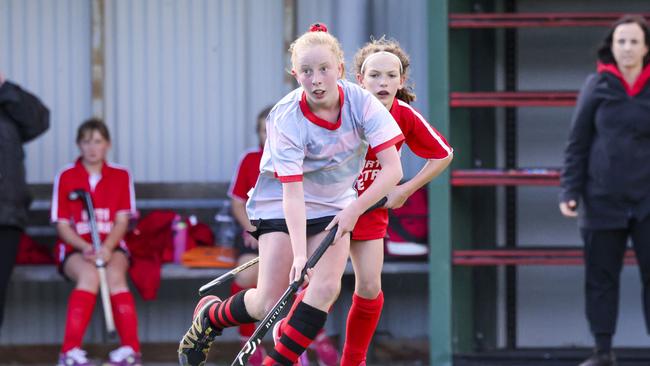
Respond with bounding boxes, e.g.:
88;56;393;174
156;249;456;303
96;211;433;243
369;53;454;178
353;36;415;104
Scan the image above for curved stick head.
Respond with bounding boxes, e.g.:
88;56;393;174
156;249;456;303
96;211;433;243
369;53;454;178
68;189;85;201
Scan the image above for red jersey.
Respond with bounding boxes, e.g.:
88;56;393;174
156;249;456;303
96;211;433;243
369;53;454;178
228;147;263;202
352;98;453;240
51;158;136;263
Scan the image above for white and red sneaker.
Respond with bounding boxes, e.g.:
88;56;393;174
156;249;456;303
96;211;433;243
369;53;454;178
57;348;96;366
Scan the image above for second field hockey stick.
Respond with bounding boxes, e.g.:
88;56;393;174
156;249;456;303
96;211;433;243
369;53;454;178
231;197;387;366
69;189;116;336
198;256;259;296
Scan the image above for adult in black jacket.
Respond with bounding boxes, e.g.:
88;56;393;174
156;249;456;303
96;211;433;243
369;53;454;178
0;73;49;331
560;15;650;366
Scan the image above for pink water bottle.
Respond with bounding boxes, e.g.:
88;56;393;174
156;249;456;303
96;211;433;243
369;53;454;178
173;216;188;263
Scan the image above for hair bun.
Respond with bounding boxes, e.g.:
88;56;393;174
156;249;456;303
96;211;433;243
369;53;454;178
309;23;328;33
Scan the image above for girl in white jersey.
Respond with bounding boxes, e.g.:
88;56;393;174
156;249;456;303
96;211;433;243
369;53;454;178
178;23;404;366
276;37;455;366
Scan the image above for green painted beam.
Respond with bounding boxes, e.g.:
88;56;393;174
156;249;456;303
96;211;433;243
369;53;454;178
448;0;475;354
427;1;452;365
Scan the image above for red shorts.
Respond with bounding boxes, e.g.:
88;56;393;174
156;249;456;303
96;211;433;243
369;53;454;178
54;240;130;275
351;207;389;241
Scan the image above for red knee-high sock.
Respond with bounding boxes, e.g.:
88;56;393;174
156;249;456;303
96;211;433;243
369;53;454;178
207;289;257;330
62;289;97;353
264;301;327;366
340;291;384;366
231;281;256;337
111;291;141;353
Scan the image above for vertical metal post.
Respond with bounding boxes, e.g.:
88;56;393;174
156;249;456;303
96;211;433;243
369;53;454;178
283;0;297;88
91;0;105;120
429;1;452;365
504;0;518;350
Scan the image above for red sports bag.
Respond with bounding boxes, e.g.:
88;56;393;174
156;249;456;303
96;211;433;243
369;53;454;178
385;187;429;258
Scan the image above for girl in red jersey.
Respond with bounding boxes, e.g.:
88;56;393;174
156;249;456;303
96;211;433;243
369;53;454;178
51;119;141;366
342;37;454;366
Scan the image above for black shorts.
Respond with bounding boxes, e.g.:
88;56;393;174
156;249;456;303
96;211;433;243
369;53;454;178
249;216;335;240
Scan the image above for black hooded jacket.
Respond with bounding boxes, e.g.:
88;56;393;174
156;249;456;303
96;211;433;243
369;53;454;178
561;63;650;229
0;81;49;228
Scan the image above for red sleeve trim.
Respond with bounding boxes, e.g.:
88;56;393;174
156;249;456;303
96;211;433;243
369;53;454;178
372;134;405;154
276;174;303;183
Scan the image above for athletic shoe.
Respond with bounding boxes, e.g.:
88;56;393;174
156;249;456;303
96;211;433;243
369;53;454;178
309;331;339;366
178;295;223;366
579;352;617;366
272;318;304;366
103;346;142;366
241;336;266;366
57;347;96;366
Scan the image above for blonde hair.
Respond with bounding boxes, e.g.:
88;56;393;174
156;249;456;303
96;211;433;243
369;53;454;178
353;36;415;104
289;27;345;78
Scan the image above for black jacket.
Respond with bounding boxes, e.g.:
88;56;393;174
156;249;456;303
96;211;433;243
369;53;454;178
561;64;650;229
0;81;50;228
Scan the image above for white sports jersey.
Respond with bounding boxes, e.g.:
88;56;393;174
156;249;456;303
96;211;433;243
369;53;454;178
246;79;404;220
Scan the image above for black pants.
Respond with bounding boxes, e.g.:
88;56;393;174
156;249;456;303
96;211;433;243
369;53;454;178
581;215;650;337
0;226;22;331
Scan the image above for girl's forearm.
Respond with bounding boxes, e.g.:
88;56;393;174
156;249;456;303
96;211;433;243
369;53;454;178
101;215;129;250
57;222;91;251
400;153;453;196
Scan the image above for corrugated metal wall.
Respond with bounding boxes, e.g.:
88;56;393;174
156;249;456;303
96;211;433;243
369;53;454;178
0;0;92;183
2;0;430;184
104;0;290;182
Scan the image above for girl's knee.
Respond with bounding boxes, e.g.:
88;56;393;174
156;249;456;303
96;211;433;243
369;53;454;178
355;280;382;299
106;271;127;290
77;272;100;291
309;279;341;304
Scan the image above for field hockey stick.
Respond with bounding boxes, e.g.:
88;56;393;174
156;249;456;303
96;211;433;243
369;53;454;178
69;189;116;336
231;197;387;366
198;256;259;296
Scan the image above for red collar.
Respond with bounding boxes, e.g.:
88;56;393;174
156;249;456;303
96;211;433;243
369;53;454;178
388;97;400;119
299;85;344;130
75;157;108;177
597;61;650;97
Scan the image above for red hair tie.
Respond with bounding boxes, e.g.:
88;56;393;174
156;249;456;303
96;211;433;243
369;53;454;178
309;23;328;33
